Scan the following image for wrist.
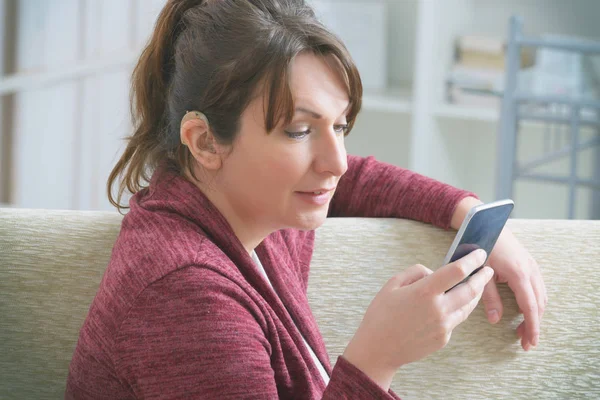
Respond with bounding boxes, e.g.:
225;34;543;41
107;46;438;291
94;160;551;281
342;342;397;391
450;196;483;230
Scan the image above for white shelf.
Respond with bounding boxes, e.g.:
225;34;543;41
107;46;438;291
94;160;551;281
361;89;504;121
0;51;137;96
435;103;500;122
362;86;412;113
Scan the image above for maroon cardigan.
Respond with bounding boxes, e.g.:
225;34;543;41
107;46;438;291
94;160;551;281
66;155;475;399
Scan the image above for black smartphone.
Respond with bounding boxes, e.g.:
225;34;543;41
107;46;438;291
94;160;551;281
444;199;515;292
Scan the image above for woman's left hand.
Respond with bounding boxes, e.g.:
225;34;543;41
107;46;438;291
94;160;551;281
484;228;548;351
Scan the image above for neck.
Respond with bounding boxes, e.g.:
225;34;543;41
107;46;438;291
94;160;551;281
185;170;270;255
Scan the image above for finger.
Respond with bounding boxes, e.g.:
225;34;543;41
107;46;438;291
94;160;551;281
447;285;485;330
542;275;549;309
536;263;549;309
433;249;487;293
392;264;433;287
481;275;503;324
516;321;525;339
516;321;531;351
531;274;546;321
509;278;540;349
445;266;494;312
538;265;549;311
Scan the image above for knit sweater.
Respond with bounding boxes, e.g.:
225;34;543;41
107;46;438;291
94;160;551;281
65;155;476;399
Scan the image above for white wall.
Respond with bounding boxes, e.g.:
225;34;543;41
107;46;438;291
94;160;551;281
9;0;165;210
1;0;599;218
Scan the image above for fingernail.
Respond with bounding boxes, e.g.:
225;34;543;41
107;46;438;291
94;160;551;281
474;249;487;263
488;309;499;324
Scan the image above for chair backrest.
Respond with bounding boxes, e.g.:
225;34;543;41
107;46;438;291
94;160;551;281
1;208;599;398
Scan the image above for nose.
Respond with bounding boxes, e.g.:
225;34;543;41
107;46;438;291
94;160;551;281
312;128;348;177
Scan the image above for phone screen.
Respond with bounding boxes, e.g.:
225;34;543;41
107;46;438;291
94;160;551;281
445;201;514;292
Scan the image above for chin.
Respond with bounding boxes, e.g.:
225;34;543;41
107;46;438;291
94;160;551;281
289;210;328;231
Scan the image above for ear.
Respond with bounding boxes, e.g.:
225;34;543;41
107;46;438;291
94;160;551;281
180;118;222;171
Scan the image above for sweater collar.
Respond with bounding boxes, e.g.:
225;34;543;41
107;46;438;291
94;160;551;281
130;161;332;377
131;162;251;262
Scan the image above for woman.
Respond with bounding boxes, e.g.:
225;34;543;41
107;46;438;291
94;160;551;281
66;0;547;398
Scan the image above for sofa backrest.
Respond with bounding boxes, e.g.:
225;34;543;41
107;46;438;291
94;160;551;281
1;209;122;399
310;217;600;398
1;208;599;399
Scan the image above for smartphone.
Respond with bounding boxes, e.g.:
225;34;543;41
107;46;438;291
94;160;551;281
444;199;514;292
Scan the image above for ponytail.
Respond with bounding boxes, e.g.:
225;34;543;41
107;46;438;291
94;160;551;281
107;0;363;213
107;0;204;212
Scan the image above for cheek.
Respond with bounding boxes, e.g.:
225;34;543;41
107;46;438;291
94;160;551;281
261;151;307;190
224;145;307;198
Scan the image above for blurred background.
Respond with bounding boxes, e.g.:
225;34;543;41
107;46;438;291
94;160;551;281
0;0;599;219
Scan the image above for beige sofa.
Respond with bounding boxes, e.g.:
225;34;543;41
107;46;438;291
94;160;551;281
1;208;599;399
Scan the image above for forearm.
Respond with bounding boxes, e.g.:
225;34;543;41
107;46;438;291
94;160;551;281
330;156;478;230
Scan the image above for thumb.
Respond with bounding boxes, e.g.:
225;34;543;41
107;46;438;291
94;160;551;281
482;275;504;324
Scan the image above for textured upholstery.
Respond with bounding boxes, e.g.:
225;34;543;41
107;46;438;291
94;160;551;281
1;209;122;399
1;208;599;399
310;218;600;399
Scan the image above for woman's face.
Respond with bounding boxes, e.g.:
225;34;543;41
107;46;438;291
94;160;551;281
216;52;350;233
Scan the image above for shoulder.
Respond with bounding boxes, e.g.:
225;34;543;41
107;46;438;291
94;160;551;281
111;208;221;284
120;265;267;330
94;209;245;333
112;266;275;396
114;265;272;360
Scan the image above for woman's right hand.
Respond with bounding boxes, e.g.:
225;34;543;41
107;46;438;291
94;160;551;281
342;249;494;391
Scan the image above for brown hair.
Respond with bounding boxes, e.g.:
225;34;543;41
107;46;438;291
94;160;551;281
107;0;363;212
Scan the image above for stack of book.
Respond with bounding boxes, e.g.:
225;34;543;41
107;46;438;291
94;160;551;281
447;35;535;108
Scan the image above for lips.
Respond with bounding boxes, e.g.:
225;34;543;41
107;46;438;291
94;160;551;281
297;188;335;195
295;187;336;206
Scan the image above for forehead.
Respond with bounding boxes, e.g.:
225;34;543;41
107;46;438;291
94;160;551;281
288;53;350;111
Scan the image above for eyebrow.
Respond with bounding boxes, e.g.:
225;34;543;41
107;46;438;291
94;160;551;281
294;105;351;120
294;107;323;119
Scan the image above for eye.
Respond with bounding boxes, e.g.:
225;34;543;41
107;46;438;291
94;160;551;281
285;129;311;140
334;124;350;135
